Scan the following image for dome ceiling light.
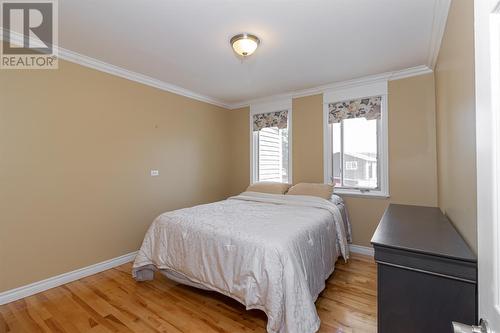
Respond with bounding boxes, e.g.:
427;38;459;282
230;33;260;57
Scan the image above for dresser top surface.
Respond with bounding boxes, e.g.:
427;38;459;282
371;204;476;262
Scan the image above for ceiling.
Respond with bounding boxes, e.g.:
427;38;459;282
58;0;447;107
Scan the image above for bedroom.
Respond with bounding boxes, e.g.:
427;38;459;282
0;0;498;332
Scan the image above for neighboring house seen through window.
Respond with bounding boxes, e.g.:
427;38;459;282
255;127;289;183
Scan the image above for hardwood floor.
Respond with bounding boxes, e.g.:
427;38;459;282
0;253;376;333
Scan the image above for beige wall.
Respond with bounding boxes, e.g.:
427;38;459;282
228;107;250;196
292;94;324;183
435;0;477;252
0;60;232;292
229;74;439;247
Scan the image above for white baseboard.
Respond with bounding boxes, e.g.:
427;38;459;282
0;251;137;306
0;245;372;306
349;244;374;257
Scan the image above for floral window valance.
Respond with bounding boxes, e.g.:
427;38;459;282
328;96;382;124
253;110;288;131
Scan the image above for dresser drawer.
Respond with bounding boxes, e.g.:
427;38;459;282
377;262;476;333
374;245;476;282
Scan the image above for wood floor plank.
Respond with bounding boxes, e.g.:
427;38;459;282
106;269;265;332
40;287;102;333
0;253;376;333
78;273;187;333
8;300;46;333
97;269;242;333
106;274;258;332
0;303;25;333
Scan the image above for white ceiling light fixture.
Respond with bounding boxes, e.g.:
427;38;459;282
230;33;260;57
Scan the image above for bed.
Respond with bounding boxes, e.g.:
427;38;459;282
132;191;351;333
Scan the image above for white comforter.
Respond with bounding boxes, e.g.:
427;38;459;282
132;192;349;333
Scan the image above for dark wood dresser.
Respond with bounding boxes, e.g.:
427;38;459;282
371;204;477;333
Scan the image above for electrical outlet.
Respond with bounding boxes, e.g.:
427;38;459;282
150;169;159;176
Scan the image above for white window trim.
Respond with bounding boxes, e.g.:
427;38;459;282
250;98;293;184
323;81;389;198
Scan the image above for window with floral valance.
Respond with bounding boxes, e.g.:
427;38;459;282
323;81;388;198
250;99;292;184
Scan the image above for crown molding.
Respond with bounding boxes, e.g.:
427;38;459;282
2;28;434;111
58;47;232;109
228;65;433;110
427;0;451;69
0;28;232;109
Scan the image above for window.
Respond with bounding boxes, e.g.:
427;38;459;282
332;117;378;189
324;82;388;197
345;161;358;171
255;127;289;182
250;99;292;184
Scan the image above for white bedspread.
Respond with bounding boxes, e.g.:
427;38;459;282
132;192;349;333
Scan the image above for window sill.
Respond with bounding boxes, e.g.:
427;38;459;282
334;188;390;199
